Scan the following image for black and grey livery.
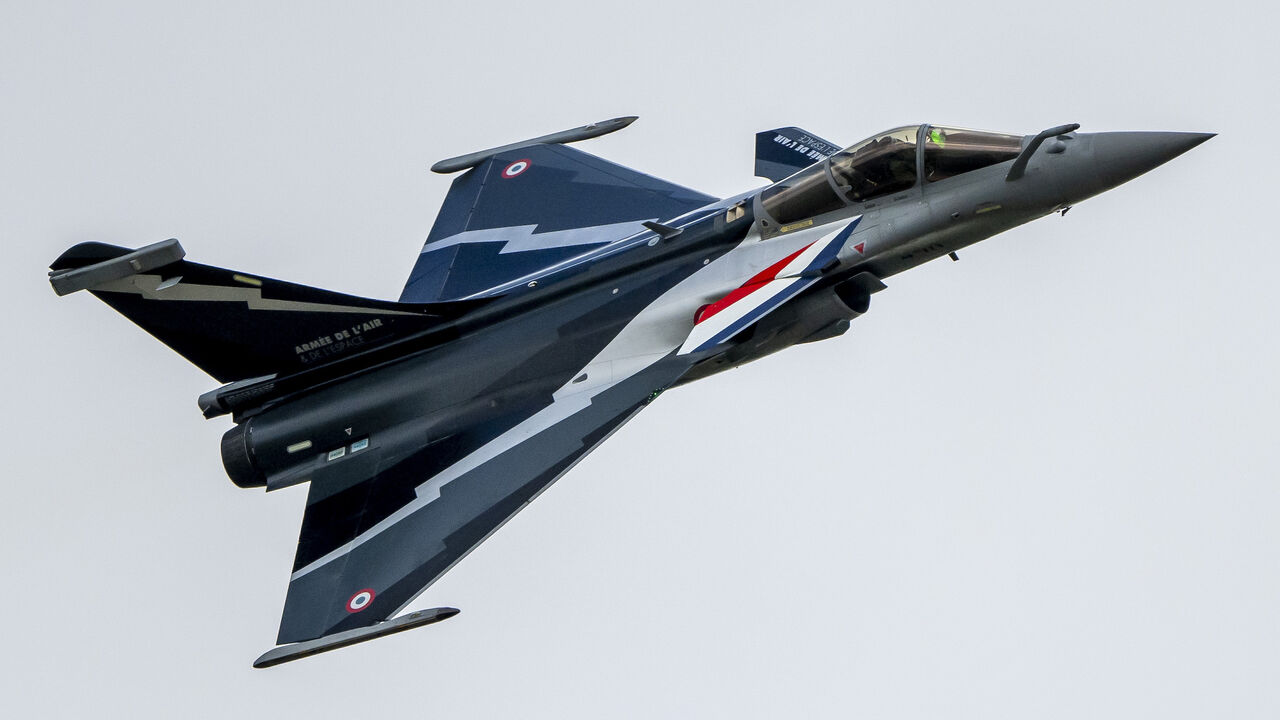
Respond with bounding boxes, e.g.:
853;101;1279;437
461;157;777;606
49;116;1211;667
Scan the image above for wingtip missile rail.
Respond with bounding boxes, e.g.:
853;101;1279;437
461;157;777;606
252;607;460;669
430;115;638;174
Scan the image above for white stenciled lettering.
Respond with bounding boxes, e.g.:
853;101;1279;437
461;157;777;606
797;134;840;155
294;335;334;354
294;318;386;358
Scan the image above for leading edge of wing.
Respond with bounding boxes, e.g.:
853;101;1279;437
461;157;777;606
272;351;694;646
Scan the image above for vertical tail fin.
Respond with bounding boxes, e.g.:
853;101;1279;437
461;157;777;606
754;126;843;182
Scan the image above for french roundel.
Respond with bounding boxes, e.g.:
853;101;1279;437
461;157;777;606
501;159;531;178
346;589;375;613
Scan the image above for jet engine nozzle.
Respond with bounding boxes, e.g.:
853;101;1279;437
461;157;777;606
222;423;266;489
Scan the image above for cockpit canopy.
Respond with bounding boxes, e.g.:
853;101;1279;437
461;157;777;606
760;125;1024;226
830;125;921;203
922;126;1024;183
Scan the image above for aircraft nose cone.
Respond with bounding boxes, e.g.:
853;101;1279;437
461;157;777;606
1089;131;1214;190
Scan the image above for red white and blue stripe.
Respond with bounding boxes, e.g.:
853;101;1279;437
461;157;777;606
679;217;862;355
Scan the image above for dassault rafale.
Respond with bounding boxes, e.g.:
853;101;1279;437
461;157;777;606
49;117;1211;666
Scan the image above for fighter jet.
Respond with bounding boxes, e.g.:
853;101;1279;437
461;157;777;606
49;117;1211;667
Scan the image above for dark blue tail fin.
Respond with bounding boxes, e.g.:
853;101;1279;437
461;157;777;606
754;126;843;182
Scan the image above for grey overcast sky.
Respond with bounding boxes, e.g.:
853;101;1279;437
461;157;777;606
3;1;1277;717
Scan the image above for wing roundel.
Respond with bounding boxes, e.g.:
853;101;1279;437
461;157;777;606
274;353;695;644
401;143;716;303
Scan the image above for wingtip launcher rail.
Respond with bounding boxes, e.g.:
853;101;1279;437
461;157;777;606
430;116;638;174
253;607;460;668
